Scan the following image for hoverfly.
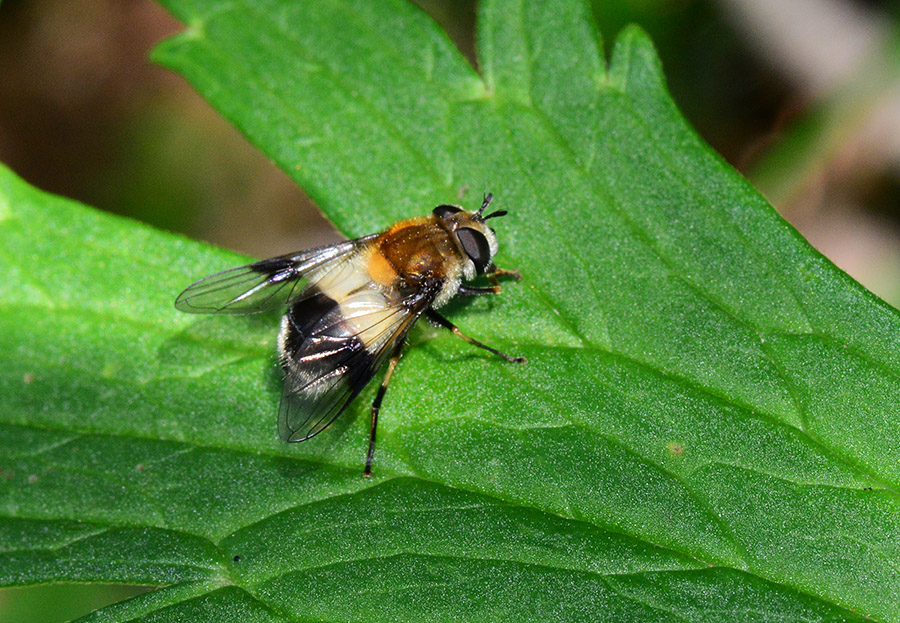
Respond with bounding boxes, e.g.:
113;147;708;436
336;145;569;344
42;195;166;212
175;193;524;475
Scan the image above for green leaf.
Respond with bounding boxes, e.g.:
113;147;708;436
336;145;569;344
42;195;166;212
1;0;899;621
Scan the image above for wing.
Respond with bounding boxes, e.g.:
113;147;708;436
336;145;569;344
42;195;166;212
277;270;442;443
174;234;378;315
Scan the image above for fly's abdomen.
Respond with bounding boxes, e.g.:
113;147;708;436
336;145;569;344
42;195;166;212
276;261;418;443
279;287;371;390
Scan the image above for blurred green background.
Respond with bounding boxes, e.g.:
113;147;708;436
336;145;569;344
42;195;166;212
1;0;899;619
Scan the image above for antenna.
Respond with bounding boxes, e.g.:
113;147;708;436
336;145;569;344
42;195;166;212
477;192;494;216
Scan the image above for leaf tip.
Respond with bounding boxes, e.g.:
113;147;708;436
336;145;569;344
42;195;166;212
608;24;667;94
150;20;206;67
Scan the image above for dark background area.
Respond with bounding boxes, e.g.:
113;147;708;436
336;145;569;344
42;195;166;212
1;0;898;618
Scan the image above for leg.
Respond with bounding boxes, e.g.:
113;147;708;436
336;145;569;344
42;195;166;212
426;309;526;364
363;341;404;477
491;267;521;280
458;284;501;296
458;267;522;296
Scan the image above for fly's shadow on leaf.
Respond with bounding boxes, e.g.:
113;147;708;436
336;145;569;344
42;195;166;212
158;301;378;470
412;337;511;367
439;288;504;318
272;405;366;481
156;311;282;371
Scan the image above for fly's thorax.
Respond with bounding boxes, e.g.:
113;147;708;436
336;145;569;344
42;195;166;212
367;216;466;286
363;208;501;309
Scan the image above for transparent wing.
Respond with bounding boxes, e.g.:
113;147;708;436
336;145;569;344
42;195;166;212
174;235;378;315
278;278;441;443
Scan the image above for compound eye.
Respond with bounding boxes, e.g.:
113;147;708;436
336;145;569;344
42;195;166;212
456;227;492;274
433;204;463;219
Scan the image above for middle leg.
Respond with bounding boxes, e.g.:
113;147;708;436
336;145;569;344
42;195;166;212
426;309;526;364
363;340;405;477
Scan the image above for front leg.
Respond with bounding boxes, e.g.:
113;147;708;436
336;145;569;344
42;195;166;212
458;284;501;296
490;267;521;280
457;266;521;296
